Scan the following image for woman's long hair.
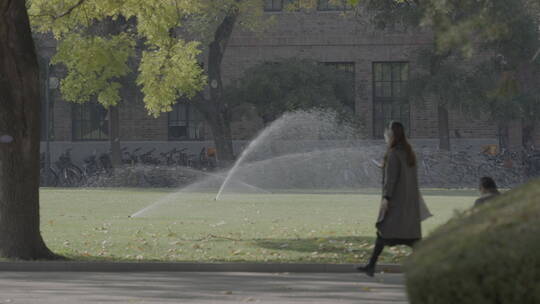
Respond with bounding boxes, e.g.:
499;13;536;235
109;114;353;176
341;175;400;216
384;121;416;167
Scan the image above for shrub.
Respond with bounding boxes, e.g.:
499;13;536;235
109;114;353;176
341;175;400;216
404;179;540;304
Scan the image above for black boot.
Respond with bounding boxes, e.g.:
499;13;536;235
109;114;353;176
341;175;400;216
357;236;385;277
356;264;375;277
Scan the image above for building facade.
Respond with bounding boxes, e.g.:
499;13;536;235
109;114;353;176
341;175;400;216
37;2;540;160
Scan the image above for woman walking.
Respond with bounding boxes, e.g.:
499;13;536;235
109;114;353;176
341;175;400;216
357;121;423;277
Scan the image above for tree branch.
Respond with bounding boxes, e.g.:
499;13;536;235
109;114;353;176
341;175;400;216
55;0;86;19
207;6;240;108
31;0;87;20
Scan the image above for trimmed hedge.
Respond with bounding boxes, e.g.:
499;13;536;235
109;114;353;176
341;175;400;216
404;179;540;304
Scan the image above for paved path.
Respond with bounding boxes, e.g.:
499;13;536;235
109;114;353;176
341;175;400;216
0;272;408;304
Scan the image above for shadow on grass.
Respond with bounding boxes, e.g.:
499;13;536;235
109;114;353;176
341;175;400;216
253;236;412;263
254;236;376;254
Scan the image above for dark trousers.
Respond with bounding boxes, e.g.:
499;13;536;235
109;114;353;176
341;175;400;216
366;235;419;268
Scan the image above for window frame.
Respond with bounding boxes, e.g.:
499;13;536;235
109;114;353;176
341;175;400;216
167;102;205;141
372;61;411;139
323;61;356;112
264;0;283;12
71;102;109;142
317;0;353;11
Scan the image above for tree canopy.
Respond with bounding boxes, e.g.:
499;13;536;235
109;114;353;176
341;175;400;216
426;0;540;140
228;59;356;124
353;0;540;148
28;0;272;115
29;0;285;162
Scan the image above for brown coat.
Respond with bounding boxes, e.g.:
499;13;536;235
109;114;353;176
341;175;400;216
376;145;422;239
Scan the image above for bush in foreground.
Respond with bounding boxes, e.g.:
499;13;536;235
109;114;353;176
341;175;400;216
405;179;540;304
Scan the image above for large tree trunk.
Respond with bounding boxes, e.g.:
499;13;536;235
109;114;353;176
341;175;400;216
209;116;235;167
498;122;510;151
0;0;57;259
430;51;452;151
437;103;451;151
108;106;122;167
204;7;240;164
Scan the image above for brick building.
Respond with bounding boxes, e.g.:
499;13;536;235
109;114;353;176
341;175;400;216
37;1;540;160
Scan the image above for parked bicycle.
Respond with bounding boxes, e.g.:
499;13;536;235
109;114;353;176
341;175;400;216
82;151;113;178
122;147;142;166
160;148;188;166
55;148;84;187
139;148;161;166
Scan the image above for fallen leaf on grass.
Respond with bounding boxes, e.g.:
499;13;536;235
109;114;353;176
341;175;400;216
166;230;177;238
210;221;226;228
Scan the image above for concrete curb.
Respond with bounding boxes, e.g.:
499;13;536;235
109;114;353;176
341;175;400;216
0;262;401;273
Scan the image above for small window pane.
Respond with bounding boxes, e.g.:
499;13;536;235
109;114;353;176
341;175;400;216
392;103;400;120
178;104;188;120
99;122;108;139
374;64;383;81
392;64;402;81
375;82;383;97
318;0;352;11
383;64;392;81
373;103;383;138
384;103;392;121
80;106;90;120
72;120;80;139
401;64;409;81
393;82;402;97
169;126;188;138
264;0;283;11
382;82;392;97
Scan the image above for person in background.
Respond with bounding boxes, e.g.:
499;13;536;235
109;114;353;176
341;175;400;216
357;121;423;277
474;177;500;207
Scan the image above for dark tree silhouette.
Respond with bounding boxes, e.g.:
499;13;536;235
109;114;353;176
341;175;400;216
0;0;57;259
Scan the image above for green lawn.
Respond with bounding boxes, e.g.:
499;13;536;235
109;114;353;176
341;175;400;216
39;188;477;264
